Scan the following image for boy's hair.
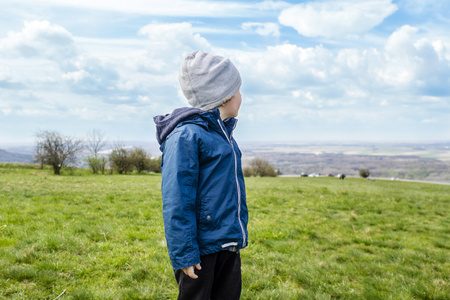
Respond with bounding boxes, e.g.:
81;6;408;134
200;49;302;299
178;51;241;111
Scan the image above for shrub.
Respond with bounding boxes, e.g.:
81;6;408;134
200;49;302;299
148;156;161;173
244;158;277;177
109;148;132;174
243;166;255;177
359;168;370;178
85;155;107;174
129;148;152;174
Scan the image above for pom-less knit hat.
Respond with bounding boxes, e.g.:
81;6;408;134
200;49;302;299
178;51;241;111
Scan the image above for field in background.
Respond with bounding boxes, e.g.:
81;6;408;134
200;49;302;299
241;142;450;183
0;164;449;299
240;142;450;161
2;142;450;182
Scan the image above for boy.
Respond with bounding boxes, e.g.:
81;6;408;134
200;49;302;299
154;51;248;300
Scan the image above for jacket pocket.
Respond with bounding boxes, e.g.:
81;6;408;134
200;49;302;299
198;202;215;231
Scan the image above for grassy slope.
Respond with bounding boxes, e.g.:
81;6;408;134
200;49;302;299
0;165;448;299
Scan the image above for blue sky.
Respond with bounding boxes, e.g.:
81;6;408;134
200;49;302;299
0;0;449;146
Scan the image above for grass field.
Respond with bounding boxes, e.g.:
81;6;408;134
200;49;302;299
0;164;449;299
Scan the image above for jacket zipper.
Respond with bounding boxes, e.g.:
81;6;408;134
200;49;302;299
217;119;246;247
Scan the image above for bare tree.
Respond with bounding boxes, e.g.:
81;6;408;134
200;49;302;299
33;140;46;169
85;129;108;174
86;129;107;156
35;130;84;175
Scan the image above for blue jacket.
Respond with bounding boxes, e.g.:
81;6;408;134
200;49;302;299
154;107;248;270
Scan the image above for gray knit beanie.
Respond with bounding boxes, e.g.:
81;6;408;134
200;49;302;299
178;51;241;111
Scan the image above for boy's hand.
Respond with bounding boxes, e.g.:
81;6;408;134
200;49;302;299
182;263;202;279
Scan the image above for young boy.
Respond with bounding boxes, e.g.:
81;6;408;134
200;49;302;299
154;51;248;299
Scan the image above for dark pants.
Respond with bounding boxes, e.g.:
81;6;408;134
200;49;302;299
174;251;241;300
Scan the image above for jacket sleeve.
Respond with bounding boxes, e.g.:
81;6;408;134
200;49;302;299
160;127;201;270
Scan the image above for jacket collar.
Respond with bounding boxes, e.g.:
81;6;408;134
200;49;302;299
154;107;238;145
199;109;237;138
153;107;204;145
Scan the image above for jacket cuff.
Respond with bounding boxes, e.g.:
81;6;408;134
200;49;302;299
171;255;201;271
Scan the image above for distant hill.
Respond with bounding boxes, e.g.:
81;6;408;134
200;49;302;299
242;151;450;183
0;149;33;163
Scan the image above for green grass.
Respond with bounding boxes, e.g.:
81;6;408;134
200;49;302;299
0;164;449;299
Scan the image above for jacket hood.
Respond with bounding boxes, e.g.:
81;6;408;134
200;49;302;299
153;107;204;145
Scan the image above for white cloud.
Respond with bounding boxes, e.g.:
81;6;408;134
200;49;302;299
62;55;120;93
138;95;150;103
229;22;450;123
69;107;92;120
398;0;448;15
379;25;450;94
291;90;314;101
0;72;25;89
0;14;448;142
17;108;54;116
1;108;12;115
117;104;138;114
138;22;211;52
242;22;280;37
292;90;301;98
256;0;291;10
278;0;398;38
234;44;334;93
73;37;148;59
344;86;368;98
137;22;212;74
63;69;90;84
0;21;215;107
7;0;286;17
385;25;418;56
0;20;76;61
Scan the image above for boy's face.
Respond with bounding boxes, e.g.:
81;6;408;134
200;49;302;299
226;90;242;118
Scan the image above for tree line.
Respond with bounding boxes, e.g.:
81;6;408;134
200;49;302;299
34;129;279;177
34;129;161;175
33;130;371;179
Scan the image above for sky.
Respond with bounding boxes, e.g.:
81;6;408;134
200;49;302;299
0;0;449;146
